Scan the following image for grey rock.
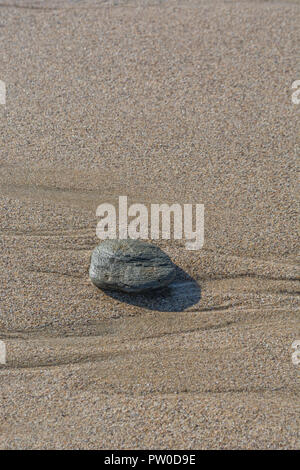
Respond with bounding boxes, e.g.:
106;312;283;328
89;239;176;293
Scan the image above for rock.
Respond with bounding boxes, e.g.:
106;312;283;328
89;239;176;293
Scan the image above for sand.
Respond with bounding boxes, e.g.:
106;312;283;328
0;0;299;449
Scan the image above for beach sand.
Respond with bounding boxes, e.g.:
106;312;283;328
0;0;299;449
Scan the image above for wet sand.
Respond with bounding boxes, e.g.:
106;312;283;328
0;0;299;449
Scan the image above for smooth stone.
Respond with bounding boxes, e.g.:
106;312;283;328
89;239;176;293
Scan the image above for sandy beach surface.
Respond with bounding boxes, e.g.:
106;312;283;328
0;0;299;449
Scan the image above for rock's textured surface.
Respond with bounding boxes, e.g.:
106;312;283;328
89;239;176;293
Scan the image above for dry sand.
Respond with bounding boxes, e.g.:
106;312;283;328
0;0;299;449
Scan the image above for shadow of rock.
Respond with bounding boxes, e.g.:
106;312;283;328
99;265;201;312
